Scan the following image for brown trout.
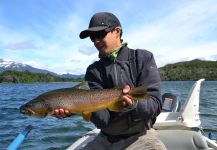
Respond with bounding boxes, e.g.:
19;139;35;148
20;85;148;121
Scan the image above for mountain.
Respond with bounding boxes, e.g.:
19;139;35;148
3;58;216;81
159;59;217;80
0;59;84;78
59;73;85;79
0;59;57;76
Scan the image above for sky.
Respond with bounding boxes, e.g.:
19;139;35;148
0;0;217;75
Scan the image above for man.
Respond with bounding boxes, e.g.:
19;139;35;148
54;12;166;150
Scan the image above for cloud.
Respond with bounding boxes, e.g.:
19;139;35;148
1;0;216;74
78;46;96;55
127;1;217;47
210;55;217;60
4;40;38;50
156;41;217;67
125;0;217;61
22;60;45;69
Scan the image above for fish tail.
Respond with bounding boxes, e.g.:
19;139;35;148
129;86;148;100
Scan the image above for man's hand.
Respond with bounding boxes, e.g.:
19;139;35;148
122;85;134;107
52;108;73;119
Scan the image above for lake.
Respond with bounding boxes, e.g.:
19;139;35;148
0;81;217;150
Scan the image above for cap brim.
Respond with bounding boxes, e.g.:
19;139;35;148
79;26;108;39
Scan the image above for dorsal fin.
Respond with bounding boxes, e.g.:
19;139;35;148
73;82;90;90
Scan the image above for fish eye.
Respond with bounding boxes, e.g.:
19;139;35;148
31;103;35;108
29;103;40;109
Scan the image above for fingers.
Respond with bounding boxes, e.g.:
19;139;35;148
122;95;133;106
123;85;131;94
53;108;72;119
122;85;133;107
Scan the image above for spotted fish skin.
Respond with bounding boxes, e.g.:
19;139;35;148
20;86;148;121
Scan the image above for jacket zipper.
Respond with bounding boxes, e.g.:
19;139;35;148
113;59;118;86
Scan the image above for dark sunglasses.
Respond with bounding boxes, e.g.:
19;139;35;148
90;27;115;42
90;31;108;42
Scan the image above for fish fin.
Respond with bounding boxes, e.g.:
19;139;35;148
82;112;92;122
129;86;148;100
108;101;123;112
73;82;90;90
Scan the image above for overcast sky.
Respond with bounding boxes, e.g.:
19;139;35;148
0;0;217;75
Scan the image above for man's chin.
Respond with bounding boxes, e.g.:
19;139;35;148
99;49;110;56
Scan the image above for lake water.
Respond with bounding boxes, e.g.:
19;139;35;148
0;81;217;150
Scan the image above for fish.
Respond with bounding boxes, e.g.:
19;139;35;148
20;85;148;121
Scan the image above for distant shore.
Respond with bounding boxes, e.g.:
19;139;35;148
1;59;217;83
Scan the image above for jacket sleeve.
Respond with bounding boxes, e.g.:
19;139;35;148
85;63;110;128
135;50;162;122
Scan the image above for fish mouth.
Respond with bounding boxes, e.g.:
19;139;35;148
20;106;35;116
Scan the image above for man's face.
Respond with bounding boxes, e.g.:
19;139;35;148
90;28;121;55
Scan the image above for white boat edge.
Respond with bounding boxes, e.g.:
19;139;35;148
154;79;205;130
67;79;217;150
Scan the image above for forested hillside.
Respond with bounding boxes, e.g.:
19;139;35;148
159;59;217;80
0;70;83;83
1;59;217;83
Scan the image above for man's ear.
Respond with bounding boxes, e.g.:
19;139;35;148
115;27;121;38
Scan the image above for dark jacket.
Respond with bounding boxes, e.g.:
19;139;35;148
85;45;162;135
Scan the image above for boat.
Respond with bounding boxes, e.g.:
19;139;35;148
67;79;217;150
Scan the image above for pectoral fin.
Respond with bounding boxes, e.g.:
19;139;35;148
108;101;123;112
82;112;92;122
129;86;149;100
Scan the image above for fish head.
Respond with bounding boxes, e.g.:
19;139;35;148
20;97;50;117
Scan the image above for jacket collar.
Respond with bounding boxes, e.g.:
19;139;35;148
100;43;130;61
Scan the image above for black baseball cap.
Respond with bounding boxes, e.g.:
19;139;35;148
79;12;121;39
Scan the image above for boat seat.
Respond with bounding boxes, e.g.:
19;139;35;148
156;130;209;150
162;93;181;112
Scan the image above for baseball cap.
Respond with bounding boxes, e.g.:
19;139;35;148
79;12;121;39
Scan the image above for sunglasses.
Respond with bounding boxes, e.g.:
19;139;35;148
90;27;115;42
90;31;108;42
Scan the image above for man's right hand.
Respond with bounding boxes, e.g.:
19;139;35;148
52;108;73;119
122;85;134;107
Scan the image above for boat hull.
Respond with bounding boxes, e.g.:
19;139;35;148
67;79;217;150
